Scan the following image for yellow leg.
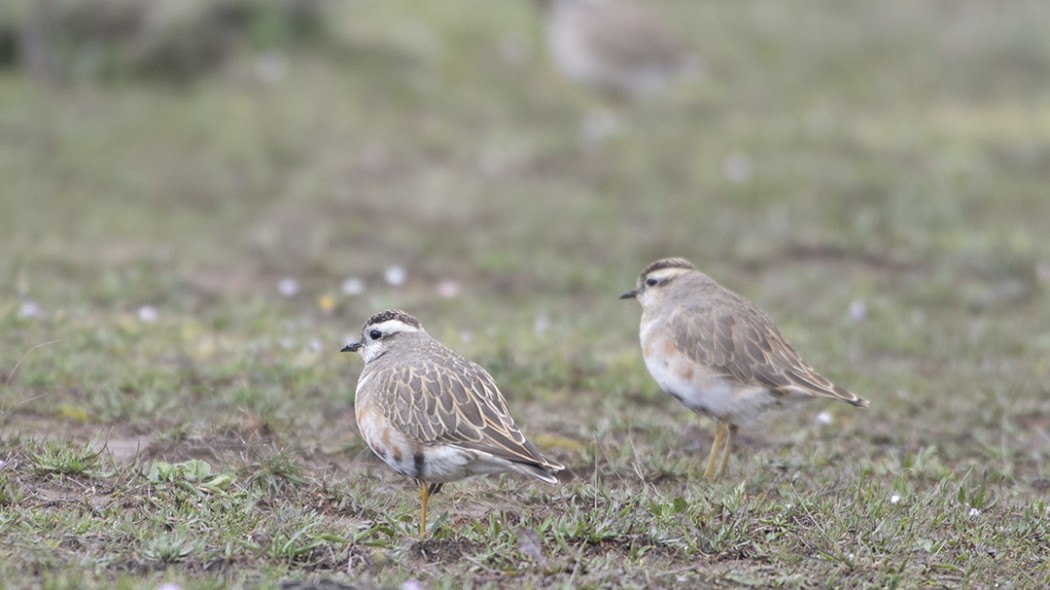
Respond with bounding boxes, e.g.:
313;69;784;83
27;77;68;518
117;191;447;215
717;424;738;477
418;480;430;537
703;421;728;479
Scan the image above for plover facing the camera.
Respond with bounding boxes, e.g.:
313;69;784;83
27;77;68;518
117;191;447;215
341;310;564;536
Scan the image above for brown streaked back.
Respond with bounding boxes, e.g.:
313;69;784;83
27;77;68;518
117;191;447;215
665;271;869;407
361;334;565;480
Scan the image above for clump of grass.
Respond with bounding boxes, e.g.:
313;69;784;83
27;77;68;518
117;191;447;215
146;458;237;495
143;525;204;564
255;514;344;565
0;474;21;507
241;444;312;496
26;439;108;478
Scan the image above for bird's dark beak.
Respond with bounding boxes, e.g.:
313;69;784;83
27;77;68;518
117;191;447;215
340;342;362;353
620;289;638;300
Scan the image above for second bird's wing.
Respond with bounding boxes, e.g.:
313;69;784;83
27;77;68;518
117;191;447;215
670;301;868;407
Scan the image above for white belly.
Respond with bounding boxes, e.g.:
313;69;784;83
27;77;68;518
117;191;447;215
640;322;790;425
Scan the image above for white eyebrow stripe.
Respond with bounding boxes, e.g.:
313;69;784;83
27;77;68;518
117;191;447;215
370;319;424;334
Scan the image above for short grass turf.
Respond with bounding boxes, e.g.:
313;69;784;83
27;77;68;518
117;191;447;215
2;1;1050;588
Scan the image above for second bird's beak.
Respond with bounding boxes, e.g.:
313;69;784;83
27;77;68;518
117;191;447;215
340;342;362;353
620;289;638;300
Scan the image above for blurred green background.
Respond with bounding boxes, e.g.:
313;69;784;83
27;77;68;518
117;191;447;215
4;0;1048;410
1;0;1049;587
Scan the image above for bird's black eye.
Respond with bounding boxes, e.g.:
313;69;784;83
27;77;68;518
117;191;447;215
369;329;382;340
645;277;659;287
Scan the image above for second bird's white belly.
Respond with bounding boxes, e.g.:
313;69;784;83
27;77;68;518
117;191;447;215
640;326;780;425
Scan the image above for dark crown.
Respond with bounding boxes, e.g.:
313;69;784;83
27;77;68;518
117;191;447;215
363;309;422;330
641;257;696;276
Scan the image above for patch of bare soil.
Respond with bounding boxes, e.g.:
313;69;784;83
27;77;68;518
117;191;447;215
3;413;141;449
408;537;482;564
3;412;292;465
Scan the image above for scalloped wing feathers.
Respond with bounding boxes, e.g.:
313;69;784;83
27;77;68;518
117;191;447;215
669;280;868;408
367;338;563;480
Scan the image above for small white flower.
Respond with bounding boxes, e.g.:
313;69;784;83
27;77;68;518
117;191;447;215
138;305;159;323
0;459;7;471
278;277;299;298
384;265;407;287
460;330;474;344
723;152;754;184
816;411;833;425
400;581;425;590
534;314;550;336
890;494;900;504
308;339;322;352
18;301;41;319
969;507;981;517
253;50;288;84
848;299;867;321
156;584;183;590
436;279;461;299
341;277;365;296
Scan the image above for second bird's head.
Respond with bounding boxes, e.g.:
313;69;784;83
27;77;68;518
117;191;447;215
341;309;425;363
620;257;697;308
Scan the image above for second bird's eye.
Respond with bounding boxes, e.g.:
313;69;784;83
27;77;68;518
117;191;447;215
646;278;659;287
369;329;382;340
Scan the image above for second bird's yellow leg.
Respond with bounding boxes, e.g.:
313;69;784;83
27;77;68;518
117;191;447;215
717;424;738;477
703;421;728;479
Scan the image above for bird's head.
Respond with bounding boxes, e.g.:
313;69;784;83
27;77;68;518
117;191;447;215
341;309;425;363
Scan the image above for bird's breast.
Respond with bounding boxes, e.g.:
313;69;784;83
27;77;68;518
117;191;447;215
640;325;748;421
354;388;420;478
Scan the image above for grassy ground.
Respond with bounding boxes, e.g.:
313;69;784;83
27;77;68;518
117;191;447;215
2;1;1050;588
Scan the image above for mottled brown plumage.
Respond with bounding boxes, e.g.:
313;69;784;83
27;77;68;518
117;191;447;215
622;258;869;478
363;336;557;473
341;310;563;536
